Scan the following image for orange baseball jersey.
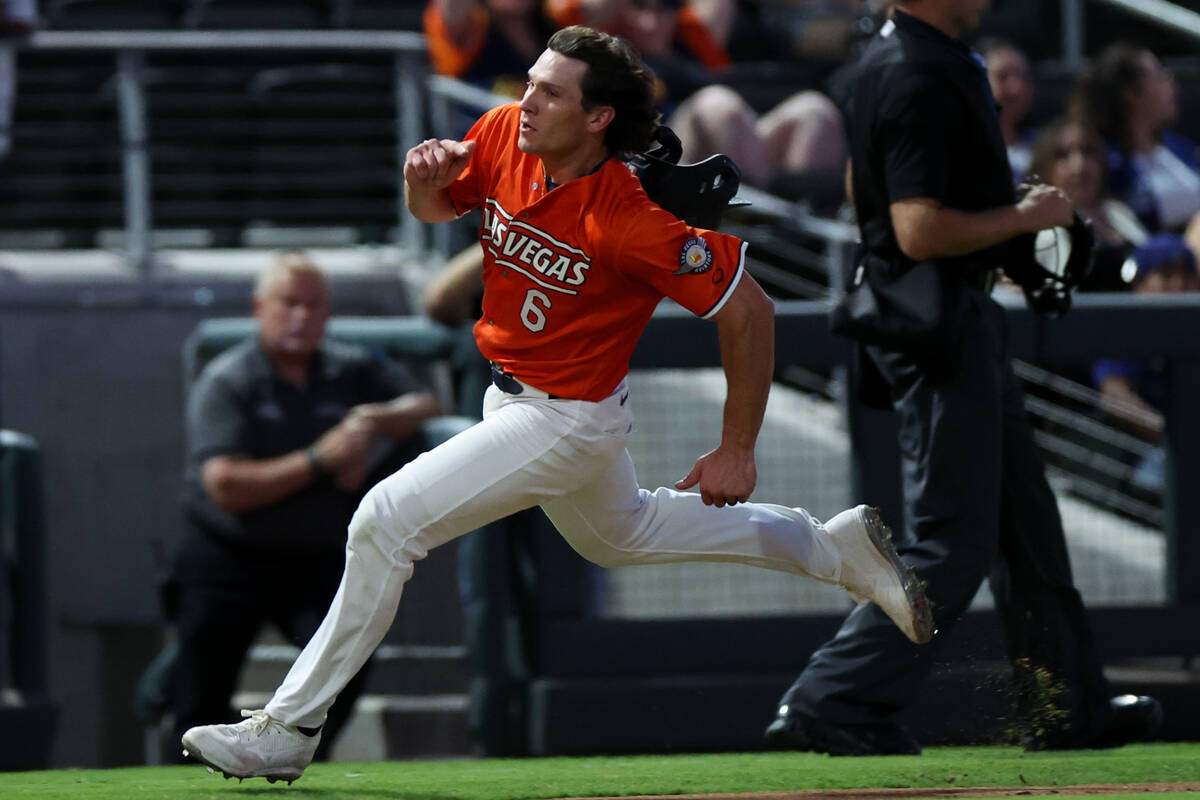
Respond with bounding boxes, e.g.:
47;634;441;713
446;103;748;402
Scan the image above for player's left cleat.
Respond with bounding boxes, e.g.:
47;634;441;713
181;708;319;784
825;505;935;645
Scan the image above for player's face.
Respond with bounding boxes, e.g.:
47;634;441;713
518;49;599;159
254;270;330;359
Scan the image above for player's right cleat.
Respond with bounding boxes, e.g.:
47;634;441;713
181;708;319;784
826;505;935;645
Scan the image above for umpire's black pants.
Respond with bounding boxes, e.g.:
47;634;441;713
778;289;1113;745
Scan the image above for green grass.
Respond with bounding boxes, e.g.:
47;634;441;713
1;745;1198;800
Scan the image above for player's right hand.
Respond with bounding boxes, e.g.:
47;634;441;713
674;445;758;508
404;138;477;191
1016;183;1073;231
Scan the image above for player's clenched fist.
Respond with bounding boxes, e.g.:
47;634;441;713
404;138;477;190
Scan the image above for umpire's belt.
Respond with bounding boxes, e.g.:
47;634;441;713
490;363;561;399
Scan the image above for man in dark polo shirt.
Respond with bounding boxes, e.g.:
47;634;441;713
764;0;1162;755
169;251;440;760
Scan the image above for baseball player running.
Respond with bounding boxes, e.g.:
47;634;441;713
181;25;933;784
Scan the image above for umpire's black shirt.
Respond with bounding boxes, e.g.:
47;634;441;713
846;10;1016;282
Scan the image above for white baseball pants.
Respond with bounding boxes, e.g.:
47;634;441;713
266;379;843;728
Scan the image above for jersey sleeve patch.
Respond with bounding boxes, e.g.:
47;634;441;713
674;237;714;274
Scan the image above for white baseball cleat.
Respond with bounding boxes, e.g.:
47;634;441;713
826;505;935;645
181;708;319;784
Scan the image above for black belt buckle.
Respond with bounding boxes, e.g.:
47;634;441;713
490;364;524;395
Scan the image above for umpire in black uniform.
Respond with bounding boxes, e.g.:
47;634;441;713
765;0;1161;754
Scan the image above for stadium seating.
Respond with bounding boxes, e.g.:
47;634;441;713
181;0;333;30
11;4;1200;253
44;0;181;30
0;47;405;248
0;52;124;246
335;0;426;32
241;61;398;238
134;60;261;245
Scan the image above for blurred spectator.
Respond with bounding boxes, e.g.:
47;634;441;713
1070;43;1200;238
423;243;486;329
979;38;1035;181
1028;117;1148;291
548;0;846;190
0;0;36;161
423;246;584;757
728;0;869;69
166;251;440;762
972;0;1061;60
425;0;560;99
1091;234;1198;493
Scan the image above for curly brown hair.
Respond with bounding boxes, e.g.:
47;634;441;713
547;25;660;158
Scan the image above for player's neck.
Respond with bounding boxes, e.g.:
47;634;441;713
540;140;610;187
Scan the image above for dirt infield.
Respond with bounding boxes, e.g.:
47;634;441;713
567;784;1200;799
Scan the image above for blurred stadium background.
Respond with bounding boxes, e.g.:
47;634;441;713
0;0;1199;772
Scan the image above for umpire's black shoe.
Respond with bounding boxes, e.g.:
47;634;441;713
1023;694;1163;751
764;707;921;756
1098;694;1164;746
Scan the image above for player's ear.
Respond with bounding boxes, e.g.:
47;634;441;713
586;105;615;134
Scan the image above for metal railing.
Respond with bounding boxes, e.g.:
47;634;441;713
1061;0;1200;69
23;29;429;278
1015;359;1165;527
14;4;1200;270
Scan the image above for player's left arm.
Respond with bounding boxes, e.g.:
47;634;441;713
674;273;774;507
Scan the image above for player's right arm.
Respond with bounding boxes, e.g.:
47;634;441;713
673;274;773;507
404;137;476;223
